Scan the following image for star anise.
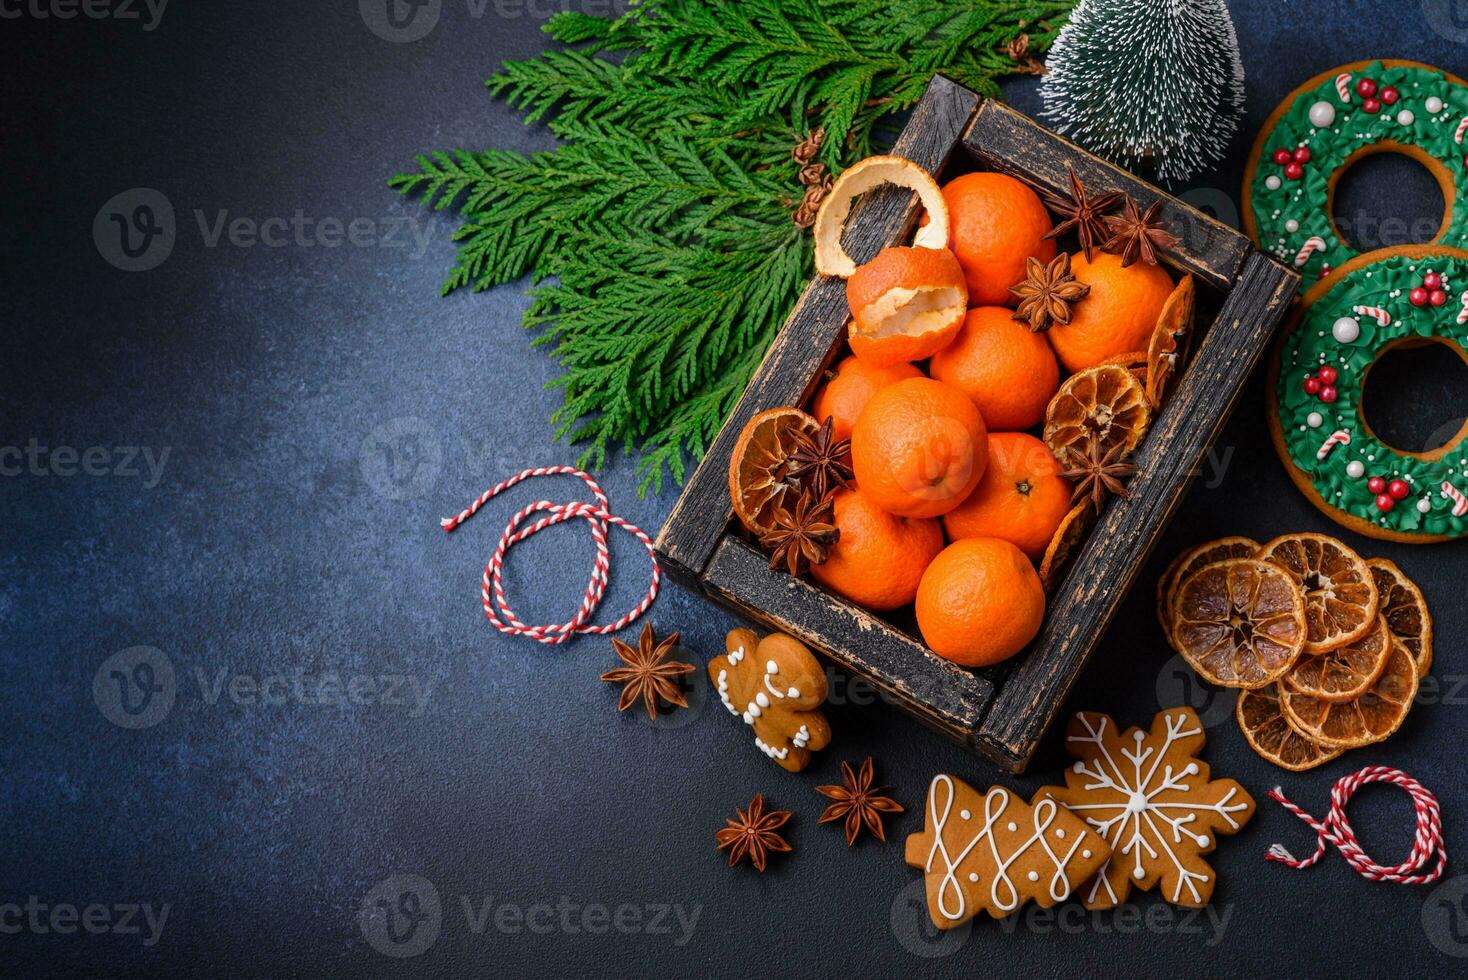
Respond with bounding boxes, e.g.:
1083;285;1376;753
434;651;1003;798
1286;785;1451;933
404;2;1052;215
715;793;792;872
1061;441;1137;511
1042;166;1125;261
1011;252;1091;332
600;622;695;721
787;415;853;499
760;491;838;576
1102;196;1181;268
816;757;904;846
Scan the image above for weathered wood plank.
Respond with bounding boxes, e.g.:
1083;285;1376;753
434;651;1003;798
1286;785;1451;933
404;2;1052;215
962;100;1250;291
703;535;994;742
974;252;1300;770
653;75;982;582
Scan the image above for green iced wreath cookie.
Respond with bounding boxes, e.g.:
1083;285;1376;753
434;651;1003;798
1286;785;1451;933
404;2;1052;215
1245;60;1468;280
1269;246;1468;543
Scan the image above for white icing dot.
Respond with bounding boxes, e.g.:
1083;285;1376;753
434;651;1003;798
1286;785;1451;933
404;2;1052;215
1265;175;1282;190
1027;871;1039;882
1184;763;1199;775
1055;828;1066;839
755;692;770;708
1419;498;1433;513
1347;461;1366;479
968;872;979;882
1133;867;1145;880
959;809;971;820
1072;761;1084;774
1397;109;1415;126
1308;412;1324;428
1332;316;1361;343
787;687;799;698
1308;100;1336;128
1285;219;1300;233
1083;849;1093;859
1199;836;1211;848
1007;821;1018;832
765;660;778;674
1426;96;1445;114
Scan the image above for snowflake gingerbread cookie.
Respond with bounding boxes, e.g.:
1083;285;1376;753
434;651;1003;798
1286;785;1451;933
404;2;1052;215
904;775;1111;929
1043;708;1255;909
709;628;831;772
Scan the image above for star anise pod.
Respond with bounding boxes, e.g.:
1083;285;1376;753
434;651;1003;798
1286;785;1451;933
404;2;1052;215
715;793;792;872
787;415;853;499
816;757;904;846
1011;252;1091;332
1062;441;1137;512
760;491;838;576
1102;196;1181;268
600;622;695;721
1042;166;1125;261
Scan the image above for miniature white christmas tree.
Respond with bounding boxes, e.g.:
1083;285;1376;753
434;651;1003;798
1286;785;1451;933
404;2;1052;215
1039;0;1245;184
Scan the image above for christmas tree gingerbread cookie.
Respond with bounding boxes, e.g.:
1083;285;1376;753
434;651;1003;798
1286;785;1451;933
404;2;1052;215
1043;708;1255;909
709;628;831;772
904;775;1111;929
1245;59;1468;280
1269;246;1468;541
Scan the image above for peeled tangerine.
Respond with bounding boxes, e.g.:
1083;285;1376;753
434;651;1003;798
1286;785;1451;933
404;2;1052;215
845;245;968;367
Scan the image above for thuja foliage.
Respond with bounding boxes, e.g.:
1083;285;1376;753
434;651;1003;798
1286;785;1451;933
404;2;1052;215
391;0;1075;494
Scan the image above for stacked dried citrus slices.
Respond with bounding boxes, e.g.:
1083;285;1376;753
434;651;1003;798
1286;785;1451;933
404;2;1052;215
1159;532;1432;770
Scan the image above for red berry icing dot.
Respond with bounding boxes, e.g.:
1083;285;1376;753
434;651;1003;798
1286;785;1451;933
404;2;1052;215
1376;494;1396;513
1381;86;1400;105
1388;479;1411;501
1293;147;1312;164
1367;476;1387;495
1356;78;1378;97
1320;386;1339;403
1362;98;1382;114
1284;162;1304;180
1273;149;1292;165
1318;366;1338;385
1423;272;1442;290
1304;376;1322;395
1410;287;1430;306
1431;289;1448;307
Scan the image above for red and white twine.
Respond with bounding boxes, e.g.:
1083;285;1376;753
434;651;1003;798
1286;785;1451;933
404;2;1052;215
1266;766;1447;885
440;466;660;645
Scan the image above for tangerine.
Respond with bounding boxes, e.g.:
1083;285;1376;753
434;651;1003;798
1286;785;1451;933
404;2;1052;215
916;537;1045;666
929;306;1060;431
850;377;989;519
845;246;967;367
942;432;1072;560
811;355;923;443
810;488;944;611
1046;251;1175;373
942;172;1056;307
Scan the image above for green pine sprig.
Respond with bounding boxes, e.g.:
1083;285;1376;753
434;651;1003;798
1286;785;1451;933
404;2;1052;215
390;0;1075;494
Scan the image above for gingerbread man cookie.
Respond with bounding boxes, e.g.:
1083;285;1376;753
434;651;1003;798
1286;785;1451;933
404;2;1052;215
1043;708;1255;909
709;628;831;773
904;775;1111;929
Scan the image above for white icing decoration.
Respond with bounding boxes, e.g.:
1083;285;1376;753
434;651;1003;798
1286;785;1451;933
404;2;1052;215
1419;498;1433;514
960;809;971;820
920;778;1093;920
1285;219;1299;233
1397;109;1415;126
1055;828;1066;839
968;872;979;883
1332;316;1360;343
1007;822;1018;832
1083;849;1093;859
1347;460;1366;479
1427;96;1444;114
1308;412;1324;428
1308;101;1336;128
1265;175;1282;190
1027;871;1039;882
1064;712;1250;906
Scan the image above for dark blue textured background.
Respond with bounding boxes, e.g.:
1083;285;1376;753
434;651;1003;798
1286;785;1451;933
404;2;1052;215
6;2;1468;976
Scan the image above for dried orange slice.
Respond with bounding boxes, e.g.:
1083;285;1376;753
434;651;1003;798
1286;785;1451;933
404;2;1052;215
728;407;818;536
1283;615;1390;703
1042;364;1152;463
1038;500;1095;592
1236;686;1344;771
1145;273;1194;408
1171;558;1307;688
1157;536;1260;641
1279;638;1419;748
1256;533;1379;655
845;245;967;367
814;155;949;278
1368;558;1433;676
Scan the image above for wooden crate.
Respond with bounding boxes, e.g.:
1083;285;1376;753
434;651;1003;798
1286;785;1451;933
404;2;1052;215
654;75;1299;772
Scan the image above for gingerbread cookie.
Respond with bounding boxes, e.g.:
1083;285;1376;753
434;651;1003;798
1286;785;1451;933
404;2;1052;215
1244;59;1468;280
1268;246;1468;541
1043;708;1255;909
710;628;831;772
904;775;1110;929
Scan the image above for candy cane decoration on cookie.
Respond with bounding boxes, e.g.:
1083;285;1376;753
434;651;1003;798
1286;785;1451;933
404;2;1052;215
1457;289;1468;325
1440;480;1468;517
1456;115;1468;145
1351;305;1391;327
1317;429;1351;461
1294;236;1327;268
1334;72;1353;103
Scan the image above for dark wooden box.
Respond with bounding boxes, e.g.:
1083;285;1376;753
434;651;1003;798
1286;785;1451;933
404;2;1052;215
654;75;1299;772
